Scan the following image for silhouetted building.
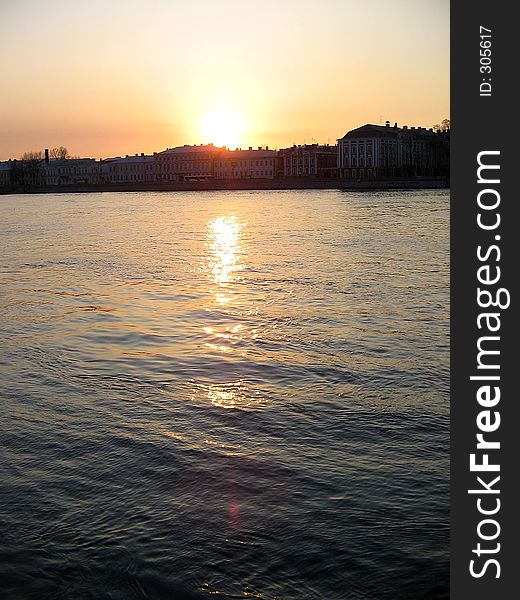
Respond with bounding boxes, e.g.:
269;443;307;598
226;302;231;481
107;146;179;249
215;148;277;179
45;158;102;185
9;158;46;188
337;122;449;179
279;144;337;177
0;162;11;188
101;154;154;184
154;145;226;182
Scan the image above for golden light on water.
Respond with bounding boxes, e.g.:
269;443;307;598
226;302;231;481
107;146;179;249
204;381;265;411
207;215;243;295
208;385;239;409
200;218;255;410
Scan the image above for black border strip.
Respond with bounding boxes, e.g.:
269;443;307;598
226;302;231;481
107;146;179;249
451;1;518;597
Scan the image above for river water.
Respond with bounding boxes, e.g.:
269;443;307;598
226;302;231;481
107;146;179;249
0;190;449;599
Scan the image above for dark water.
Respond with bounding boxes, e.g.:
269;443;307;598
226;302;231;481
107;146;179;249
0;190;449;599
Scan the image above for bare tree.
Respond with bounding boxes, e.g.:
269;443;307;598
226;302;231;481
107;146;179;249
21;150;43;161
49;146;70;160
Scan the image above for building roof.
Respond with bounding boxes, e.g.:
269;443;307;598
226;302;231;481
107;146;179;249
103;154;153;164
338;124;401;140
338;124;440;141
156;144;225;155
46;158;97;167
221;149;278;159
279;144;336;153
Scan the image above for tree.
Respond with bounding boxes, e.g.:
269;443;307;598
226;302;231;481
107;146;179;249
14;150;45;188
49;146;70;160
433;119;450;133
21;150;43;160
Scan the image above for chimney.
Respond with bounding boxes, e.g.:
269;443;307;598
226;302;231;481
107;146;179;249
385;121;390;127
394;122;398;128
44;148;49;164
248;146;252;151
266;146;269;150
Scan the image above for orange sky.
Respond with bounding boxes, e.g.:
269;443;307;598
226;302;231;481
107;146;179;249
0;0;449;160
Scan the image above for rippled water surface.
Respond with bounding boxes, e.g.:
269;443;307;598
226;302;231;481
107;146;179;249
0;190;449;599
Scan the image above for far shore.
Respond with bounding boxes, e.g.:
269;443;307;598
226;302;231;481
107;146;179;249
1;176;449;195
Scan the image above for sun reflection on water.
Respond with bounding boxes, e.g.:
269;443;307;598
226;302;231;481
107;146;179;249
204;381;265;410
199;216;261;410
207;385;240;409
207;215;243;298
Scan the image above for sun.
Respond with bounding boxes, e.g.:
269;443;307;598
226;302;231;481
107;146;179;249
200;108;244;149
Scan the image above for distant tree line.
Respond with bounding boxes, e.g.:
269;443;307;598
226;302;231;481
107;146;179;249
20;147;75;161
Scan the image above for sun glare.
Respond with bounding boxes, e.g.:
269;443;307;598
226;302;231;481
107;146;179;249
201;108;244;149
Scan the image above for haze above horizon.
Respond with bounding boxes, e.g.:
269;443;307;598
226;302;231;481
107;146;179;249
0;0;449;160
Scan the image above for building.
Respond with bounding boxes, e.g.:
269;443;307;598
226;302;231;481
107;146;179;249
45;158;102;185
8;158;46;188
215;148;278;179
0;162;12;189
154;144;226;182
102;154;155;184
279;144;337;177
337;122;449;179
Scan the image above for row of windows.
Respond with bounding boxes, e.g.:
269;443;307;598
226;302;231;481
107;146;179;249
48;169;97;175
217;170;273;178
216;160;273;167
344;158;374;167
285;167;317;175
343;148;373;156
287;158;316;165
110;165;153;173
109;174;154;182
157;159;274;168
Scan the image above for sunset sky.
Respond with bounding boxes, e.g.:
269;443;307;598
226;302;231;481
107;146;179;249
0;0;449;160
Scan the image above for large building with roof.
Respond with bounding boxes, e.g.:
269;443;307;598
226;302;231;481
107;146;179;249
278;144;337;178
154;144;226;182
101;154;155;184
337;122;449;179
45;158;101;185
214;148;278;179
154;144;279;181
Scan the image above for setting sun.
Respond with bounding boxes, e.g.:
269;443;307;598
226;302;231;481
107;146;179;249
200;108;244;149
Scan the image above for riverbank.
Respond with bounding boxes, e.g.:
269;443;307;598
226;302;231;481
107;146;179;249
1;176;449;195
